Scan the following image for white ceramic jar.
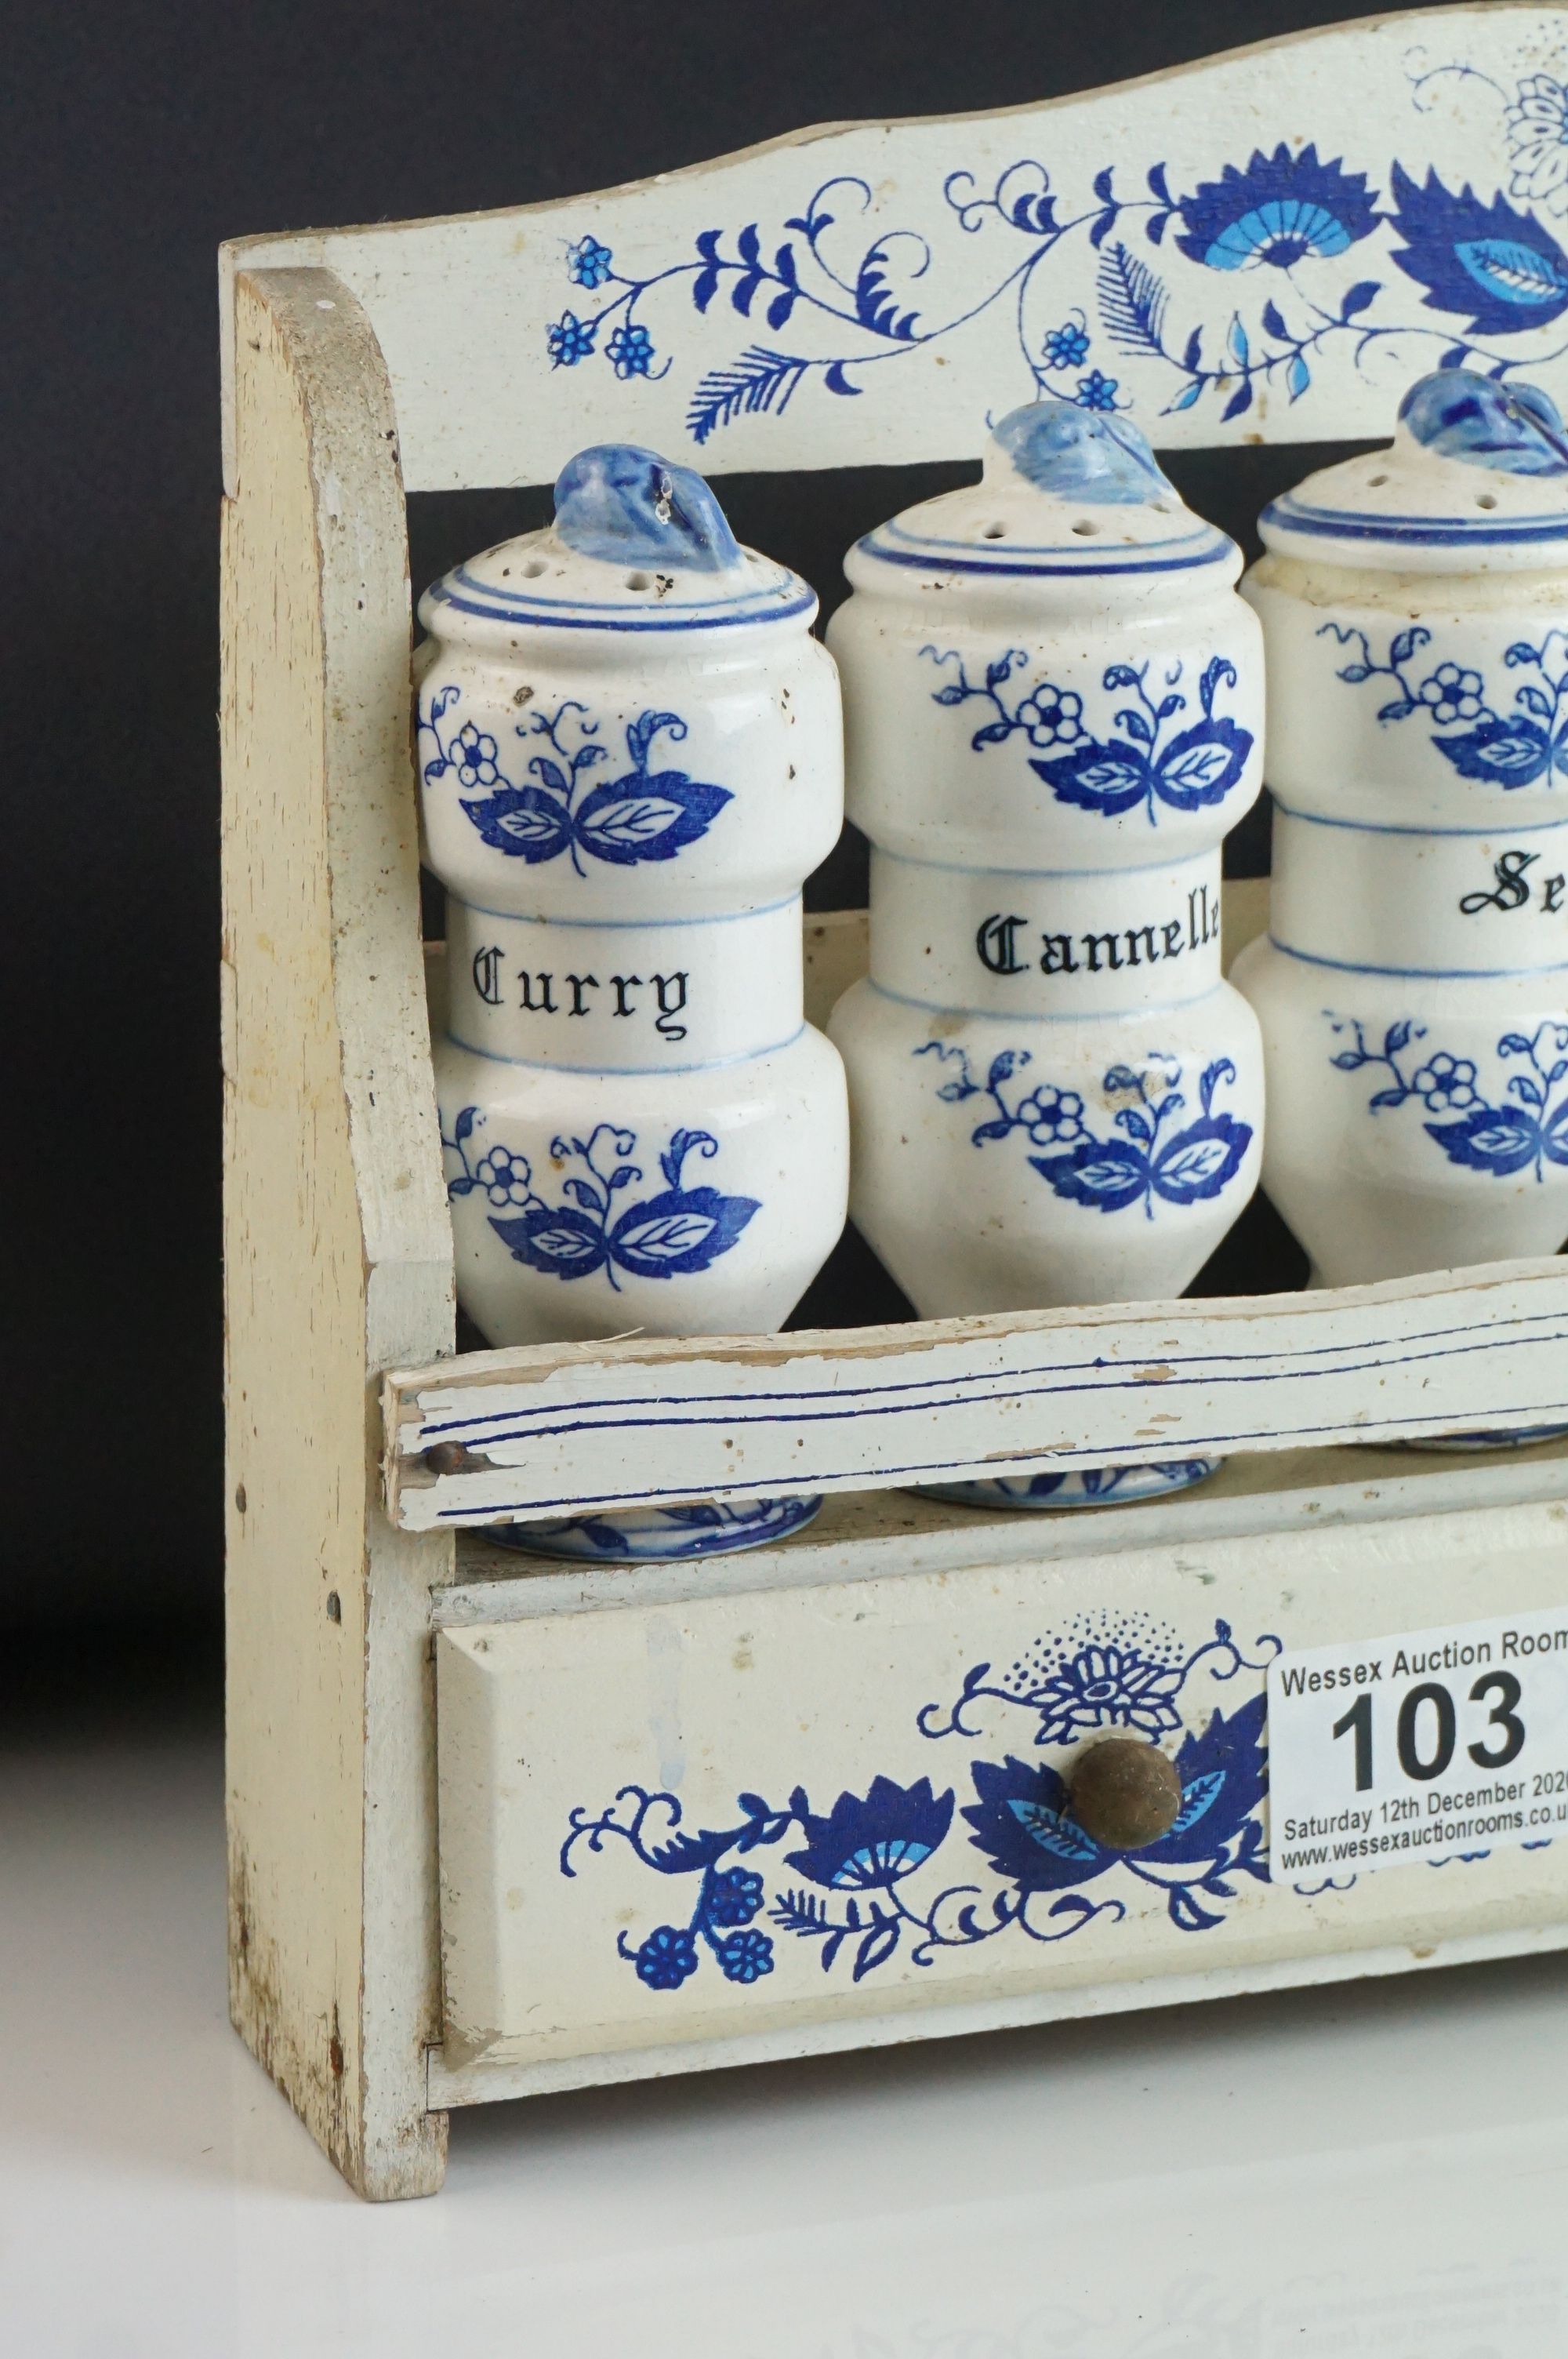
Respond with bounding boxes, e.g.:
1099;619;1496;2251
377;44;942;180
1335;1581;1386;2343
1233;373;1568;1342
827;399;1265;1506
418;443;849;1556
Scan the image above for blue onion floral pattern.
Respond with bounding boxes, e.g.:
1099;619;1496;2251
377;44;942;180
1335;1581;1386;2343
918;1044;1254;1219
535;62;1568;438
443;1114;760;1286
921;647;1254;823
561;1616;1279;1983
1321;626;1568;790
1326;1016;1568;1180
422;691;731;872
1174;143;1379;273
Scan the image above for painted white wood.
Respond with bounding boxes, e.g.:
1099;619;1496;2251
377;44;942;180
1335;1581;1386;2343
427;1917;1568;2107
433;1490;1568;2077
222;267;452;2200
436;1434;1568;1626
221;9;1568;494
387;1255;1568;1529
220;23;1568;2196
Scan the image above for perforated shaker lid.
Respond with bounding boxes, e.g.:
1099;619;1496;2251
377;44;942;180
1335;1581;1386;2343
419;442;815;638
1259;369;1568;575
847;396;1236;587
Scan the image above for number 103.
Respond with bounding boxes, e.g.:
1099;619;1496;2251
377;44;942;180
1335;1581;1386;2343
1331;1673;1526;1791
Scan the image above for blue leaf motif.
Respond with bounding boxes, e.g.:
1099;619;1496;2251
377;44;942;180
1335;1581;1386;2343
1434;718;1552;788
463;789;573;861
1424;1108;1543;1176
1152;715;1253;809
573;770;732;863
1029;1140;1151;1212
1007;1799;1102;1863
1151;1114;1252;1205
490;1205;608;1278
1033;741;1151;816
609;1187;759;1278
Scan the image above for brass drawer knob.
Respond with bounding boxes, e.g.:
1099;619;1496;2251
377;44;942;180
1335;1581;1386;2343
1068;1739;1183;1851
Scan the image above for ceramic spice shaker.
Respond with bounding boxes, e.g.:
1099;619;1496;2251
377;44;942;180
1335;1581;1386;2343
1232;373;1568;1358
827;398;1265;1507
418;443;849;1556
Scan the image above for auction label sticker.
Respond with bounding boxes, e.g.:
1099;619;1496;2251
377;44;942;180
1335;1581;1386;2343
1269;1605;1568;1880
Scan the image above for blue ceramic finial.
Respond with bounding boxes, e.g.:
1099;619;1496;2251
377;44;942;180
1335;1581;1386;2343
1397;369;1568;477
991;397;1173;505
553;443;744;570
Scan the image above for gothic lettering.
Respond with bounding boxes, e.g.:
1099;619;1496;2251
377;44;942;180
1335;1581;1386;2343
652;971;689;1041
1460;848;1539;915
975;913;1029;975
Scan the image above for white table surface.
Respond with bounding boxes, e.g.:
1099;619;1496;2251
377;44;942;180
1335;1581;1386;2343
3;1722;1565;2358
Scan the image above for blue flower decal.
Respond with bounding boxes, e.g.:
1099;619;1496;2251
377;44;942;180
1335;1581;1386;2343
1175;143;1379;272
713;1929;775;1983
1041;318;1091;370
1074;368;1119;410
606;321;658;379
962;1697;1270;1932
444;1118;760;1291
1388;164;1568;337
562;1619;1282;1985
964;1755;1105;1896
1508;77;1568;220
1327;1016;1568;1183
923;646;1253;824
423;692;733;874
1319;623;1568;788
786;1776;955;1892
546;310;597;367
920;1045;1255;1222
567;234;613;288
706;1866;764;1926
633;1925;699;1989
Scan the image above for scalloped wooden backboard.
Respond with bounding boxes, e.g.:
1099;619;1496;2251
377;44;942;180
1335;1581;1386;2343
221;7;1568;493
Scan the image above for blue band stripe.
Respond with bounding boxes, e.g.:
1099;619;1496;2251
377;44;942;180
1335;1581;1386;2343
1272;798;1568;840
425;579;817;632
854;535;1229;580
1264;496;1568;548
1267;934;1568;980
443;1021;806;1076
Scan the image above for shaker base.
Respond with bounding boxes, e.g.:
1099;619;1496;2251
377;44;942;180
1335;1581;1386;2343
1392;1424;1568;1455
920;1460;1221;1512
488;1495;822;1563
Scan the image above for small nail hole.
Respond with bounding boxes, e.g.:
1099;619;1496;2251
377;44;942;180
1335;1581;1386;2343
982;523;1007;540
1366;472;1388;487
522;558;547;578
625;571;652;590
1071;518;1101;536
1475;492;1498;511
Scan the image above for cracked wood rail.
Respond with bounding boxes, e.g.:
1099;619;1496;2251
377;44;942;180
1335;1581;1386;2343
385;1256;1568;1531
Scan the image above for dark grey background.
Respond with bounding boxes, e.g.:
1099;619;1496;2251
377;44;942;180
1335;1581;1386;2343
2;0;1434;1643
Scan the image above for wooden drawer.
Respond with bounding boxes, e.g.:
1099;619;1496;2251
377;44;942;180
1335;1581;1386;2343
431;1456;1568;2103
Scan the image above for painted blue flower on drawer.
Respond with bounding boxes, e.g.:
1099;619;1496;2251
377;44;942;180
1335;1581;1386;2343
420;691;731;873
533;56;1568;442
561;1616;1278;1989
444;1114;759;1289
